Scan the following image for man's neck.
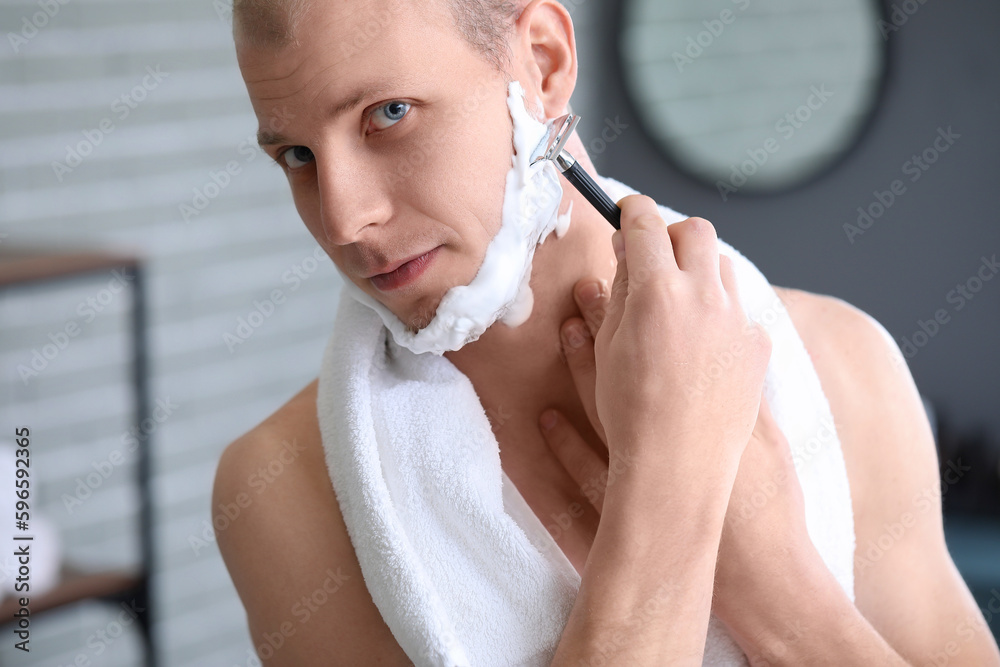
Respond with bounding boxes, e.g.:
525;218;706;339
442;168;618;456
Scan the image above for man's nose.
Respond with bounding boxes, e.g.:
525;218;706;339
314;156;391;246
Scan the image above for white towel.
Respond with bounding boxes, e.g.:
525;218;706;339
316;174;856;666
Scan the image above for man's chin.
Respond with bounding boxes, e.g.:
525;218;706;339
402;296;443;334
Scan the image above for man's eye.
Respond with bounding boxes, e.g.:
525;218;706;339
281;146;314;169
370;101;410;132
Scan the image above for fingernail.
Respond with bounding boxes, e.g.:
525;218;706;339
564;323;585;349
579;280;601;305
540;410;558;430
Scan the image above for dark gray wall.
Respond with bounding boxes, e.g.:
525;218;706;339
577;0;999;449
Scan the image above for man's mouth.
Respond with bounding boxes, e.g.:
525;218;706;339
369;246;441;292
363;246;440;278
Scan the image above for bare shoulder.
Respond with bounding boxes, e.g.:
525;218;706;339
213;379;412;666
769;284;938;510
770;285;901;372
771;287;999;663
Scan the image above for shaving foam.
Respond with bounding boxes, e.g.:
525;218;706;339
337;80;571;355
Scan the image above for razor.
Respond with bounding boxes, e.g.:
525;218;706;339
530;113;622;229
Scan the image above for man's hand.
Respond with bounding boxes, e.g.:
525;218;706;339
539;276;811;535
537;276;913;665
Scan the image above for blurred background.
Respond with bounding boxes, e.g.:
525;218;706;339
0;0;996;664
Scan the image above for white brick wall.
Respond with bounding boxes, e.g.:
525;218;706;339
0;1;597;665
0;0;339;663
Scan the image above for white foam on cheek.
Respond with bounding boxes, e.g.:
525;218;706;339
551;200;573;240
338;80;569;355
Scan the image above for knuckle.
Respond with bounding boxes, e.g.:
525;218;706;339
680;216;718;240
622;193;658;212
649;273;683;301
618;196;658;227
700;286;727;309
634;213;666;232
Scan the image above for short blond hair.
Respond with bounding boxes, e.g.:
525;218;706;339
232;0;307;49
232;0;524;77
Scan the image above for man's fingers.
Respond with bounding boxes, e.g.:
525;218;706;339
618;195;679;279
560;316;609;449
539;409;609;513
574;278;608;338
669;216;720;279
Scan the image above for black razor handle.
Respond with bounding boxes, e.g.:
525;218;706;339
563;161;622;229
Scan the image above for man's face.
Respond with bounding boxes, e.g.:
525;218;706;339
237;0;527;331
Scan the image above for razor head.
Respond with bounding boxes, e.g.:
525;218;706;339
530;113;580;166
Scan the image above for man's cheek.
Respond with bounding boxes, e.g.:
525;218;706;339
291;191;323;240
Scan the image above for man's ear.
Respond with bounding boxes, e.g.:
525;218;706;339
511;0;577;120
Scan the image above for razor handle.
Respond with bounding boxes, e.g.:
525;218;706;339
555;152;622;229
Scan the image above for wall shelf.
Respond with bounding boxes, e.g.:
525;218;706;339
0;247;157;667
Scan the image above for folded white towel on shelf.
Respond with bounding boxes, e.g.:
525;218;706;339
316;174;856;666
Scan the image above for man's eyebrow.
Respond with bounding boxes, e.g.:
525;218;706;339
256;82;401;147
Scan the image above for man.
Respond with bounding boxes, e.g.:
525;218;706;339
213;0;1000;664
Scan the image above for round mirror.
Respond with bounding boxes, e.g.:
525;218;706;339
618;0;887;197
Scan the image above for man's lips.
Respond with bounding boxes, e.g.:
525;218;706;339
363;248;440;279
369;246;441;292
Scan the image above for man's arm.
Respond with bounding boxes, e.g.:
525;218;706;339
212;381;414;666
774;287;999;665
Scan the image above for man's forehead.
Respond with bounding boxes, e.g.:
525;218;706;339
240;1;461;141
239;0;444;92
238;0;442;46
